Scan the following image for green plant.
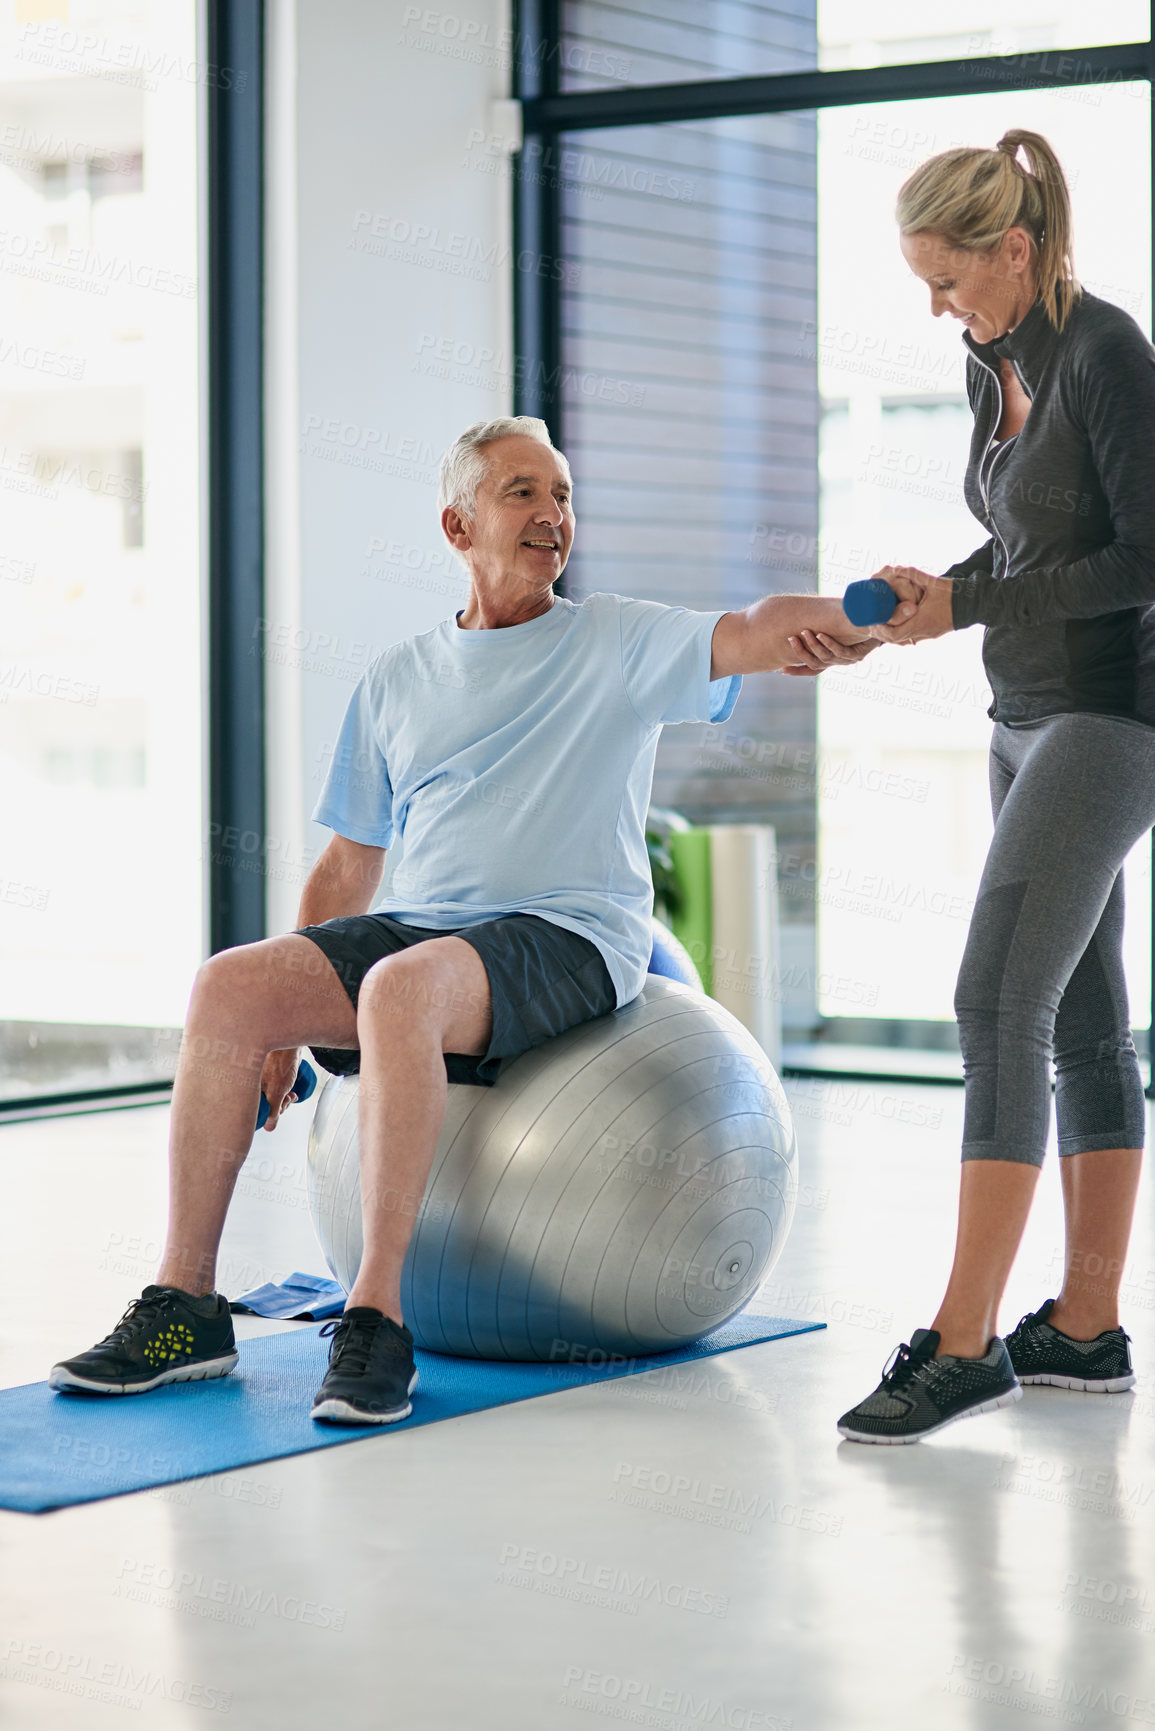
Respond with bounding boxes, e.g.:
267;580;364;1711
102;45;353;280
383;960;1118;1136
645;805;690;923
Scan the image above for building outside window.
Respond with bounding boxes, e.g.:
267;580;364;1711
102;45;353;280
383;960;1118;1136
0;2;203;1103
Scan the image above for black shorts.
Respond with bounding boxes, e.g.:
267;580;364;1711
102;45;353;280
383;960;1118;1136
295;911;618;1087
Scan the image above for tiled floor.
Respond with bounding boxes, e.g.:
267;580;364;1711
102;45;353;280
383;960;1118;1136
2;1078;1152;1730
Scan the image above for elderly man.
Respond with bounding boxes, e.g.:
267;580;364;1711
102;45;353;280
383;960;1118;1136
52;416;889;1423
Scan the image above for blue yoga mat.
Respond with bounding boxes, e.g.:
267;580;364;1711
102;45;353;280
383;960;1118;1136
0;1312;821;1514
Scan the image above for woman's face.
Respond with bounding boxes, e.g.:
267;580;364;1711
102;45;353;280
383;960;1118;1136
900;227;1036;343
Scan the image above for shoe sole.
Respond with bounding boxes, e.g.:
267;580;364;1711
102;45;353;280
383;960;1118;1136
837;1382;1022;1445
311;1369;419;1427
1018;1371;1136;1393
48;1352;240;1395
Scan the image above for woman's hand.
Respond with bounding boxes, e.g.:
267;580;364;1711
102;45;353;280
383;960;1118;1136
866;567;954;646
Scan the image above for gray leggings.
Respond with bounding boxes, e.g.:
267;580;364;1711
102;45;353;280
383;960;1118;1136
957;713;1155;1166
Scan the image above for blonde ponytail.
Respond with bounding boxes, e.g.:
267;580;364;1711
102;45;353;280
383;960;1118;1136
896;128;1080;330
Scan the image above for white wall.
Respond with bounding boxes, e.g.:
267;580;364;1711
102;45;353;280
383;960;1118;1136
264;0;514;934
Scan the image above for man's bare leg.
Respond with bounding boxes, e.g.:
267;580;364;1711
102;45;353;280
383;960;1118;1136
346;938;493;1322
155;935;358;1295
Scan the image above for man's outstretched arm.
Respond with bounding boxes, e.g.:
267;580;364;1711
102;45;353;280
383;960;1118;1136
709;592;916;679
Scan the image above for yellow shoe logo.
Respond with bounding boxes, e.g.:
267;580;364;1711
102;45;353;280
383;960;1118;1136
143;1322;196;1365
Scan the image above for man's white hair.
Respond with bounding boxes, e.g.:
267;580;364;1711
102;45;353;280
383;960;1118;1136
437;416;570;517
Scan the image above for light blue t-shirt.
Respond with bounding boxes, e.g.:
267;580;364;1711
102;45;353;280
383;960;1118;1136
310;591;742;1007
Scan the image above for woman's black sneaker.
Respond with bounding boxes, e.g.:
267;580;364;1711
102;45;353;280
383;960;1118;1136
311;1308;418;1426
837;1328;1021;1444
49;1286;238;1395
1006;1299;1135;1392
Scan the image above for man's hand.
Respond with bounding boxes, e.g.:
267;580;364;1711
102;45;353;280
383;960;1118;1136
781;631;880;676
259;1047;303;1132
711;593;914;678
865;567;955;646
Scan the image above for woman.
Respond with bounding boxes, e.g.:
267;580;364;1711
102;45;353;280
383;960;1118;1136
799;130;1155;1443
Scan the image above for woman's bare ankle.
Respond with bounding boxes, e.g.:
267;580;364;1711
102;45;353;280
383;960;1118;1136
934;1330;994;1360
1048;1299;1119;1340
930;1303;998;1359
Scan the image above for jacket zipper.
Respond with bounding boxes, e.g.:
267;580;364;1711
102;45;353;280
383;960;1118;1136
970;350;1032;577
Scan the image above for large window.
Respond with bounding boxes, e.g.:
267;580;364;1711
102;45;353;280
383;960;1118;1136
527;3;1155;1071
817;0;1149;71
558;0;1149;89
0;2;204;1101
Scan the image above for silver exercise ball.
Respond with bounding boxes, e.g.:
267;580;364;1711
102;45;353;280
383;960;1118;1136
305;975;797;1361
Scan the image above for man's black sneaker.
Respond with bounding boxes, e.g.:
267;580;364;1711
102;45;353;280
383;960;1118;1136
838;1328;1021;1444
49;1286;238;1395
1006;1299;1135;1393
311;1308;418;1426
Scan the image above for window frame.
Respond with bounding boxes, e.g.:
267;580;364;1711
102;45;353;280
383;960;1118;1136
206;0;267;958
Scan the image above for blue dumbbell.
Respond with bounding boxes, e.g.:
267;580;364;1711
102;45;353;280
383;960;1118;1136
256;1058;317;1130
843;577;898;626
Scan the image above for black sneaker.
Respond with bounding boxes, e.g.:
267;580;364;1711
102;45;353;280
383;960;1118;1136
49;1285;238;1395
838;1328;1021;1444
311;1308;418;1426
1006;1299;1135;1393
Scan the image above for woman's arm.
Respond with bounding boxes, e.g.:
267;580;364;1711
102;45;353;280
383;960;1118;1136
942;538;996;586
951;325;1155;627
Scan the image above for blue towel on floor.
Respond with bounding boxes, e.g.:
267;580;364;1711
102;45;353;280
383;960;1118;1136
0;1312;822;1513
229;1272;346;1321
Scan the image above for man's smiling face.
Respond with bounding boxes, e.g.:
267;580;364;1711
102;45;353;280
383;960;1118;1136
445;434;575;593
